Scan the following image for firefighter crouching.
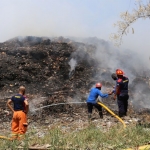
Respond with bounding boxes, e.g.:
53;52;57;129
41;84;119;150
113;69;129;117
86;82;112;121
7;86;29;140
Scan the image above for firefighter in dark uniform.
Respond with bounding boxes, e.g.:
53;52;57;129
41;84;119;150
113;69;129;117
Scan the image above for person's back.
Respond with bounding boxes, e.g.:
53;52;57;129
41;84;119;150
117;76;129;96
87;88;100;103
11;93;25;111
86;83;111;120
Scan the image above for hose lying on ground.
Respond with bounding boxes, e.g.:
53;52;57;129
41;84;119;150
0;136;11;140
97;101;126;128
125;145;150;150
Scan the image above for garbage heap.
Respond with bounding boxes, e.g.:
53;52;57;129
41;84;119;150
0;36;150;123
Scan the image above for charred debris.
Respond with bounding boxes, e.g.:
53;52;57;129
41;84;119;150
0;36;150;122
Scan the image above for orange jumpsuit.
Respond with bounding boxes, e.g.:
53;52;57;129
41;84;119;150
11;94;28;139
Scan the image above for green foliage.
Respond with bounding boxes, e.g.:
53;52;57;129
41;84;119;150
111;1;150;46
0;124;150;149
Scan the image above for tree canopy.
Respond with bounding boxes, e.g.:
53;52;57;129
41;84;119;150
110;1;150;46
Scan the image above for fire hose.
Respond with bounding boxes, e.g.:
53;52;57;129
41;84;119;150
97;101;126;128
0;136;11;140
125;145;150;150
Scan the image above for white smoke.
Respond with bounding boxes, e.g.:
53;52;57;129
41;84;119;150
68;58;77;77
69;37;150;111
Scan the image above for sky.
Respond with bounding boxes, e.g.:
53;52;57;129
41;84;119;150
1;0;150;109
0;0;150;56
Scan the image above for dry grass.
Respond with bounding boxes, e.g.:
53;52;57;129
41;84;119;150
0;122;150;150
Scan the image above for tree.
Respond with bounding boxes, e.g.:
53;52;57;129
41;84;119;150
110;1;150;46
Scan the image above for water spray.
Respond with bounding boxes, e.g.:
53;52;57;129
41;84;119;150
32;101;126;128
32;102;86;111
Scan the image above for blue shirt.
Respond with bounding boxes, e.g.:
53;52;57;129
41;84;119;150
11;94;25;111
86;87;108;104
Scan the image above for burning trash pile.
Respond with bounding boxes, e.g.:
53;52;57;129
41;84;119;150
0;36;150;126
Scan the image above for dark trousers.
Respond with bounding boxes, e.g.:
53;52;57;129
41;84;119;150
87;102;102;114
117;95;129;117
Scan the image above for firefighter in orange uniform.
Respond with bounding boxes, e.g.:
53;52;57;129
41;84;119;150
7;86;29;140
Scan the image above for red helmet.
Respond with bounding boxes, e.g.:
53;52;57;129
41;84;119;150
116;69;124;75
95;83;102;88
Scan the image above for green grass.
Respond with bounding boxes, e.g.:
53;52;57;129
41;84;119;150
0;123;150;150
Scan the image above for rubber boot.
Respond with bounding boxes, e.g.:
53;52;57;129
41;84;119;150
124;112;127;116
88;113;92;123
119;112;124;118
99;111;103;119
